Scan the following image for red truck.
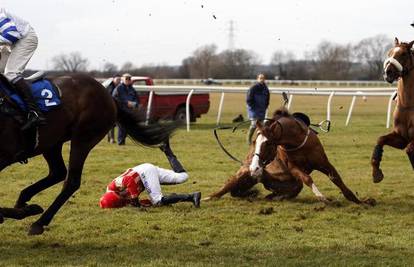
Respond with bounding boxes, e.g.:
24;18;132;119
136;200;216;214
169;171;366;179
103;77;210;122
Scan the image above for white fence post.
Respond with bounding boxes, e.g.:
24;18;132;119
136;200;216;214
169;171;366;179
345;96;357;126
145;91;154;125
287;94;293;110
386;91;397;128
186;89;195;132
216;92;225;125
327;92;335;122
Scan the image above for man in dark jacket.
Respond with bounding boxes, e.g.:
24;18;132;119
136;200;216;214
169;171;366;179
112;73;139;145
246;73;270;144
106;74;121;143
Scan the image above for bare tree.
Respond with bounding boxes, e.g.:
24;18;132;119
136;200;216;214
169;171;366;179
120;61;136;73
355;35;392;80
211;49;261;79
181;44;218;78
270;50;296;79
309;41;353;80
102;62;118;74
52;52;89;72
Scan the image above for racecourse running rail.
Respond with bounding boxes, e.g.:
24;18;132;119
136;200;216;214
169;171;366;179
133;85;397;132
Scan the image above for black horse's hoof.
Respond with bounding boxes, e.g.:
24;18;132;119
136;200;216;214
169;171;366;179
372;168;384;183
363;198;377;206
28;222;44;236
23;205;44;216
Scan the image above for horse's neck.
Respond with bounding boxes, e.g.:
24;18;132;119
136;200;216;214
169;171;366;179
398;75;414;107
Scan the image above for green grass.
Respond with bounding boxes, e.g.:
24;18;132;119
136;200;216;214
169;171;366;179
1;93;414;266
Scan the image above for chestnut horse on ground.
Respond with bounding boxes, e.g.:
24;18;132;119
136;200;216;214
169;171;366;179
372;38;414;183
251;109;365;204
0;73;176;235
206;131;303;200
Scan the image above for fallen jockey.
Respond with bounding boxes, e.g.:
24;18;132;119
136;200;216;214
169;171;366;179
99;140;201;208
0;8;46;130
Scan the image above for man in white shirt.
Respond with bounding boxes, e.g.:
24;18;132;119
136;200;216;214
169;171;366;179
0;8;45;130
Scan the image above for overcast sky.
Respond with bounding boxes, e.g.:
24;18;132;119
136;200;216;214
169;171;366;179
3;0;414;70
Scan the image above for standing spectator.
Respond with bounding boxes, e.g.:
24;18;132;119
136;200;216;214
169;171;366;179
105;74;121;143
246;73;270;145
112;73;138;145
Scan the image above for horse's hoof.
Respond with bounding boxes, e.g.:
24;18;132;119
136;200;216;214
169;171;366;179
372;169;384;183
23;205;44;216
363;198;377;206
28;222;44;236
317;196;332;204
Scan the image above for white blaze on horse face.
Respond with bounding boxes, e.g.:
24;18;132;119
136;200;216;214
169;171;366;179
384;47;404;75
249;133;267;177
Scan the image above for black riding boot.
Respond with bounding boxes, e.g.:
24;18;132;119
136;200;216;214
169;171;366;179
160;140;186;173
161;192;201;208
13;78;46;130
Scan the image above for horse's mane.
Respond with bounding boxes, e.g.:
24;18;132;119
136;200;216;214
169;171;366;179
272;107;290;120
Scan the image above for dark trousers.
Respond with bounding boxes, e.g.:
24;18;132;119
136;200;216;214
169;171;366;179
107;127;115;142
118;126;127;145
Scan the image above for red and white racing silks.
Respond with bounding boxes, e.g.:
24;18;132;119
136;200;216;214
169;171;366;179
106;168;144;199
100;163;189;208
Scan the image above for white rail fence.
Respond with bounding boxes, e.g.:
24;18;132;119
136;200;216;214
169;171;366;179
153;79;395;88
133;85;397;132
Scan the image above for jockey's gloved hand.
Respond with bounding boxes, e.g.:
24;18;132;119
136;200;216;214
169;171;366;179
130;197;141;207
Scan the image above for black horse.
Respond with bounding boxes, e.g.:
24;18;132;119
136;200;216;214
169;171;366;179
0;73;176;235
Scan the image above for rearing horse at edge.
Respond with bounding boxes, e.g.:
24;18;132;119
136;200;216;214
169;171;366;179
372;38;414;183
0;73;176;235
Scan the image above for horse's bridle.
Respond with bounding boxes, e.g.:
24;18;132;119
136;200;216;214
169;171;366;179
384;48;414;78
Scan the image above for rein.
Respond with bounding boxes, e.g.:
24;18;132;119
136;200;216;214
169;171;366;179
280;128;311;152
214;119;276;165
214;116;331;164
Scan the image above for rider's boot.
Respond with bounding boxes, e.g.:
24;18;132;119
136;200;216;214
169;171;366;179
13;78;46;130
160;140;186;173
161;192;201;208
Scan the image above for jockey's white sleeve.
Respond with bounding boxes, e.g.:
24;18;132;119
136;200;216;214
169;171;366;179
0;9;30;44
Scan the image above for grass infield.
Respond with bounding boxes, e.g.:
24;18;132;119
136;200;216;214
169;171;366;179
1;93;413;266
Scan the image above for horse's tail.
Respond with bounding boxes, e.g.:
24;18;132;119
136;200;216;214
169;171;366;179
114;100;179;146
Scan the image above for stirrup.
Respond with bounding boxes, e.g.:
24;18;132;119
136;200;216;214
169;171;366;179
21;111;45;131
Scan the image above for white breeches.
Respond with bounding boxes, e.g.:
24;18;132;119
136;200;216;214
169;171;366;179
0;27;38;81
133;163;189;205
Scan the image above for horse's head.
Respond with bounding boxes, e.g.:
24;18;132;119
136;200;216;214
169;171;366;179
248;120;281;177
383;38;414;83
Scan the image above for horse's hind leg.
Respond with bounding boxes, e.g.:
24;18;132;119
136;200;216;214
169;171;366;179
28;138;98;235
371;132;407;183
317;163;361;204
15;143;67;210
207;166;258;199
263;178;303;201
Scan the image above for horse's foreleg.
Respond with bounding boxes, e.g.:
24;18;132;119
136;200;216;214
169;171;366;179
371;132;407;183
206;167;257;200
28;140;94;236
405;141;414;169
317;163;361;204
15;143;67;209
289;167;328;203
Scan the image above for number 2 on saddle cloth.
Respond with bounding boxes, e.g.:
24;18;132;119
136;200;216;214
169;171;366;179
0;74;61;163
